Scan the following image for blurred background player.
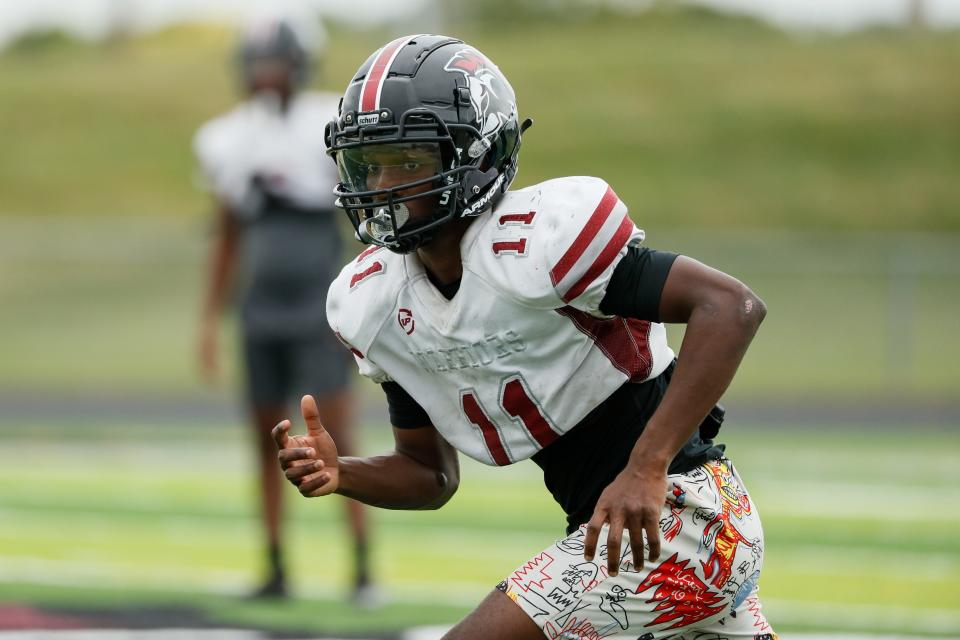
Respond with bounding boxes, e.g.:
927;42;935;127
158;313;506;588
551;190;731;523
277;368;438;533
193;14;375;602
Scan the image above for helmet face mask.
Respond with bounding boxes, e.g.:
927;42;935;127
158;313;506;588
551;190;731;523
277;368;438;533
336;139;452;250
330;109;480;252
327;35;527;254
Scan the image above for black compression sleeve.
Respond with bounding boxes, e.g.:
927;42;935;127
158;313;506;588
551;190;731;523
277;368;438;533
598;243;679;321
381;381;432;429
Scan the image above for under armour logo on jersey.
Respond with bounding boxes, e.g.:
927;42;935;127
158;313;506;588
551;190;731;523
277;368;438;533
398;308;415;335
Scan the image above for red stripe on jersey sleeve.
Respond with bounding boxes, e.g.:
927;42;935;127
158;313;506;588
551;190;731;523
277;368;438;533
560;213;634;303
549;185;618;287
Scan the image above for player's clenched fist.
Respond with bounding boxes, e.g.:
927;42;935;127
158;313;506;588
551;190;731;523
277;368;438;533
272;395;340;497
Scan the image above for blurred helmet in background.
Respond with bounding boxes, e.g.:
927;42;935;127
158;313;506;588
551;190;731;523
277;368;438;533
327;34;532;253
236;14;317;95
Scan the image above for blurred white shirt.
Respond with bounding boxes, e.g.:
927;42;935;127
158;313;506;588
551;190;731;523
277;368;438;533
193;90;340;218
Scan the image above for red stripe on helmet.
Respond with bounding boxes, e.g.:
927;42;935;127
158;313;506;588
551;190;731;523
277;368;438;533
360;35;421;113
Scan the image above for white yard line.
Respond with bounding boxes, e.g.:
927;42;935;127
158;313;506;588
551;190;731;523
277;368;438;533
790;636;959;640
747;480;960;522
0;633;952;640
2;558;959;636
0;633;267;640
765;599;960;636
769;545;960;579
401;630;956;640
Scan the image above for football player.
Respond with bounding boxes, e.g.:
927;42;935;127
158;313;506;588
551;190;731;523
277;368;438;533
274;34;776;638
194;16;376;602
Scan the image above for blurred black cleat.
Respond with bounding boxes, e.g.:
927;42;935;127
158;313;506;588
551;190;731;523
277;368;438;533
248;573;287;600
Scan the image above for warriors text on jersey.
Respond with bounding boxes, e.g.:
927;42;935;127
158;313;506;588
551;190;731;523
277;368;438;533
327;176;676;466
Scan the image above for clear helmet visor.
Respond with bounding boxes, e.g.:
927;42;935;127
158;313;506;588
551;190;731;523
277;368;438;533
336;142;444;243
336;142;442;193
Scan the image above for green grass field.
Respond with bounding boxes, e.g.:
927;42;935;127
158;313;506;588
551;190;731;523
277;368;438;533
1;418;958;636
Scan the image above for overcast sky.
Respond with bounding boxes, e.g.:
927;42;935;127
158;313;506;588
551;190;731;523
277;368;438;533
1;0;958;48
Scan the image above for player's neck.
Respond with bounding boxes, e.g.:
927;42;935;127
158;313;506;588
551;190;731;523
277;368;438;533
415;217;472;286
417;242;462;286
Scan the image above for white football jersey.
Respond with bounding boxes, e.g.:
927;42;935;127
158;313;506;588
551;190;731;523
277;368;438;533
327;176;675;466
193;91;340;217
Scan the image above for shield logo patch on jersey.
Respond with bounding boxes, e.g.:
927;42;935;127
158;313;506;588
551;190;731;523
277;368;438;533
398;308;415;335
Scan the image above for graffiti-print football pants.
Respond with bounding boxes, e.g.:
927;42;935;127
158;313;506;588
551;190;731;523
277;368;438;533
499;459;777;640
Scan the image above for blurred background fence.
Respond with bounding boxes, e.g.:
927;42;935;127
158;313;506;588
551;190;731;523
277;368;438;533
1;220;958;404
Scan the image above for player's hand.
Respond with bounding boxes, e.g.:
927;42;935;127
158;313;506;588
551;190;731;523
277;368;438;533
582;464;666;577
272;395;340;497
197;318;219;385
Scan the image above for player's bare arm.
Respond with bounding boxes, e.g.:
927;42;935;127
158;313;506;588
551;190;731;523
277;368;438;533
337;425;461;510
273;396;460;510
584;256;766;576
197;202;240;383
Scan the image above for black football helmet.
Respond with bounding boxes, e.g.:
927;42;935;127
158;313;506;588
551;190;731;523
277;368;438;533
236;17;310;91
326;34;532;253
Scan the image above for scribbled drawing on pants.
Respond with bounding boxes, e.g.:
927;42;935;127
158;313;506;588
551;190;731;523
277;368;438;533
498;459;777;640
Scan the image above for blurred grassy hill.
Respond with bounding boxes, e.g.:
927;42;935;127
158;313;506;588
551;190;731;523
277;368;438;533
1;8;958;230
0;9;957;401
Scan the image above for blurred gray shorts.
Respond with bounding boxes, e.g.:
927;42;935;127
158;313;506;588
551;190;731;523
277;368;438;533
242;332;352;408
